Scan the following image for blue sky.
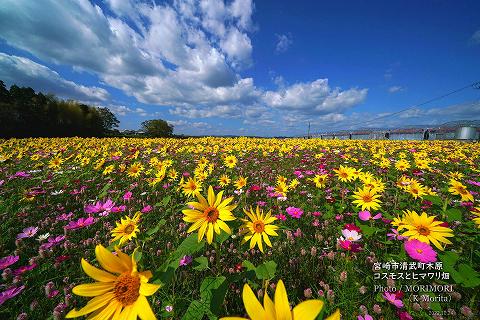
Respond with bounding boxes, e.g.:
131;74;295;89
0;0;479;136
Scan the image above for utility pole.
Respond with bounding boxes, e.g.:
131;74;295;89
307;122;311;139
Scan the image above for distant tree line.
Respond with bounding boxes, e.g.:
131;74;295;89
0;80;120;138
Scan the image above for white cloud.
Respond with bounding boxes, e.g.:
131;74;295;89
471;30;480;44
275;33;293;53
0;53;109;101
0;0;369;133
263;79;367;114
388;85;404;93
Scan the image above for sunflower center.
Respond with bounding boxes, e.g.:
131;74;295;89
340;172;348;178
114;273;140;306
362;194;373;202
204;207;219;222
252;220;265;233
124;224;135;234
417;226;430;236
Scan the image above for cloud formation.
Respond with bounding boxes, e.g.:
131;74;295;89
0;53;109;101
0;0;368;135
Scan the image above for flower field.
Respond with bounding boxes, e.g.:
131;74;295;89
0;137;479;320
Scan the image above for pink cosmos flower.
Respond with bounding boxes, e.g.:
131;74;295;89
256;201;266;207
85;199;116;216
13;263;37;276
397;310;413;320
404;239;437;263
275;213;287;221
466;180;480;187
344;224;361;233
383;291;403;308
386;228;407;241
0;255;19;270
286;207;303;219
312;211;322;217
179;255;193;266
338;239;362;252
40;235;66;250
16;226;39;239
56;212;74;221
141;205;153;213
358;211;382;221
358;315;373;320
123;191;133;201
341;229;362;242
111;205;127;213
0;286;25;305
64;217;95;230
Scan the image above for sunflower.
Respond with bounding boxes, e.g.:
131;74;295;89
220;279;339;320
111;212;141;246
182;177;202;197
182;186;237;244
235;176;247;190
240;206;278;253
224;155;238;168
352;186;382;211
48;156;63;169
66;245;160;319
127;162;144;178
218;174;231;187
311;174;327;188
448;179;474;202
472;208;480;228
333;165;354;182
406;181;427;199
395;159;410;171
274;181;289;196
400;210;454;250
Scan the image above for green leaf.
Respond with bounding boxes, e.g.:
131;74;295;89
98;182;111;199
423;195;443;207
133;250;142;263
359;224;376;237
162;195;171;206
438;252;459;267
242;260;256;271
200;276;226;302
182;300;206;320
175;233;205;257
215;229;230;244
457;264;480;287
444;208;462;222
255;260;277;280
193;256;209;271
146;219;166;236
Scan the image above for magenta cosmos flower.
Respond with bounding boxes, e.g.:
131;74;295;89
358;211;382;221
404;239;437;263
84;199;116;216
179;255;193;266
286;206;303;218
16;226;39;239
0;255;19;270
338;239;362;252
64;217;95;230
383;291;403;308
0;286;25;305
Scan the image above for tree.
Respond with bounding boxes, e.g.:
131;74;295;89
98;107;120;133
141;119;174;137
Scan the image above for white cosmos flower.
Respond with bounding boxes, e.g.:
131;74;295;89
36;233;50;242
341;229;362;242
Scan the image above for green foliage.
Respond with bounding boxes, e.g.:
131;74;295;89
0;81;120;137
141;119;174;137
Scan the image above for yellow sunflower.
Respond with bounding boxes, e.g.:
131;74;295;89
312;174;328;188
472;208;480;228
333;165;354;182
235;176;247;190
352;186;382;211
182;177;202;197
182;186;237;244
66;245;160;319
127;162;144;178
220;279;339;320
400;210;454;250
218;174;231;187
224;155;238;168
448;179;474;202
111;212;141;246
240;206;278;253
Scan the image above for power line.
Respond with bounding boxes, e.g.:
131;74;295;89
316;81;480;132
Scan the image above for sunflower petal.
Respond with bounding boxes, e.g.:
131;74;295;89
242;284;266;320
81;259;117;283
274;280;292;320
292;300;324;320
139;282;161;296
72;282;114;297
